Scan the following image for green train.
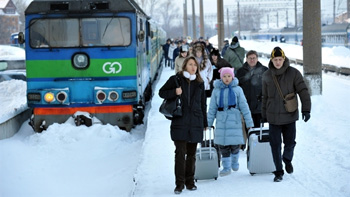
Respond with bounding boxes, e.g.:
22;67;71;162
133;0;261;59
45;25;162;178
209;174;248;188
18;0;166;131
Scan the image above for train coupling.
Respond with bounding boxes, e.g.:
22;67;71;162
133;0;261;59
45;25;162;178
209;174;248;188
29;113;47;132
73;112;92;127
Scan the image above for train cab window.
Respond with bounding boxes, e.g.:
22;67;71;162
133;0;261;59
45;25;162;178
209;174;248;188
30;19;79;48
29;17;130;48
82;18;131;47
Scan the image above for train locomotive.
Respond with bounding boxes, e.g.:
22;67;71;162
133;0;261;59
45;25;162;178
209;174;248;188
18;0;166;132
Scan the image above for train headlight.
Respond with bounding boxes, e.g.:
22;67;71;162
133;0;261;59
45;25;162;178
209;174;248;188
96;90;106;103
72;53;89;69
44;92;55;103
56;91;67;103
108;91;119;101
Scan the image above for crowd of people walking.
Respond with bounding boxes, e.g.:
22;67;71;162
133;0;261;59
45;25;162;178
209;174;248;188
160;36;311;194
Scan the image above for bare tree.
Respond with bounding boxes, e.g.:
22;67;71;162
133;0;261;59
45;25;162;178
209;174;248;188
157;0;179;33
134;0;159;19
13;0;29;32
148;0;157;17
229;6;262;32
239;6;262;30
135;0;147;8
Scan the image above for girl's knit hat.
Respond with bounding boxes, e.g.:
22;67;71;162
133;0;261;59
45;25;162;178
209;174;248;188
219;67;235;79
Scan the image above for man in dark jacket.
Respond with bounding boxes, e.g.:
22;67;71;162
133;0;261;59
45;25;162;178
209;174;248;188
223;36;245;73
236;50;268;127
162;38;171;67
262;47;311;182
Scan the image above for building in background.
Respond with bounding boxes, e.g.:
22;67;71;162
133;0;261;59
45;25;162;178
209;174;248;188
335;11;350;23
0;0;19;44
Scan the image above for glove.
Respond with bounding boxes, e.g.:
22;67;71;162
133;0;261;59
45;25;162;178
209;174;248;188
302;112;310;122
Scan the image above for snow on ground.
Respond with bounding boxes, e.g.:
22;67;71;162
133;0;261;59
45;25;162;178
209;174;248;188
0;42;350;196
132;65;350;197
240;40;350;68
207;38;350;68
0;119;146;197
0;80;27;123
0;45;25;61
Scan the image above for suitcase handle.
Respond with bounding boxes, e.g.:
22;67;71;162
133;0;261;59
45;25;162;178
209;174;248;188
199;127;215;160
259;122;263;141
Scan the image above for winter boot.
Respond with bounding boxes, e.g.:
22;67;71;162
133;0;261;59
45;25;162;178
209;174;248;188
174;185;184;194
220;157;232;176
273;170;284;182
230;153;240;171
283;157;294;174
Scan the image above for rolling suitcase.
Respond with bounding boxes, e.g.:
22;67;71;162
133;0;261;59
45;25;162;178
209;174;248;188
200;139;221;167
194;127;219;181
247;123;276;175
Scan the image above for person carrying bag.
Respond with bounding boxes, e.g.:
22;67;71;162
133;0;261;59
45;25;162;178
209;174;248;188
159;56;208;194
159;76;182;120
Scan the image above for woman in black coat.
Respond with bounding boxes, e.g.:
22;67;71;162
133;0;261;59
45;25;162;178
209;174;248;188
209;48;232;95
159;56;208;194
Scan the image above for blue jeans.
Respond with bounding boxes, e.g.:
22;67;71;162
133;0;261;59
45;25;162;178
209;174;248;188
269;122;296;172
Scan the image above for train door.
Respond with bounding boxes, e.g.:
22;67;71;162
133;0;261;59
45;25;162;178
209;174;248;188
347;26;350;48
136;17;148;103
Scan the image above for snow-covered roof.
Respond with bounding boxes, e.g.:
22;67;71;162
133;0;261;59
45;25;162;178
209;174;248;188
0;0;10;9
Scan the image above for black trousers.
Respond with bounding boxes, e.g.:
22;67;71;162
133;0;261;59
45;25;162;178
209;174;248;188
252;113;263;128
174;141;197;187
269;122;296;172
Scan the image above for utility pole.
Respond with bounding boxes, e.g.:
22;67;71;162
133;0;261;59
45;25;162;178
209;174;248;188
199;0;204;38
303;0;322;95
286;10;288;28
348;0;350;19
226;8;230;38
295;0;298;44
192;0;196;40
333;0;336;23
217;0;224;50
237;1;241;38
276;12;279;28
183;0;188;38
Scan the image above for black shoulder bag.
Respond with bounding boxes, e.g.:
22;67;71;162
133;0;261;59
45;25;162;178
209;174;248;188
159;76;182;120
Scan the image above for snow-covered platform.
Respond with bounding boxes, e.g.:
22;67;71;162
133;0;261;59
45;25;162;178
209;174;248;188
0;108;30;140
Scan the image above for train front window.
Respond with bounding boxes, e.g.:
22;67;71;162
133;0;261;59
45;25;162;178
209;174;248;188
81;18;131;47
29;17;131;48
30;19;79;48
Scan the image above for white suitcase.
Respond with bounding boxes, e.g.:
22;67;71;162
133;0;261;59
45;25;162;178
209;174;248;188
247;124;276;175
194;127;219;181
